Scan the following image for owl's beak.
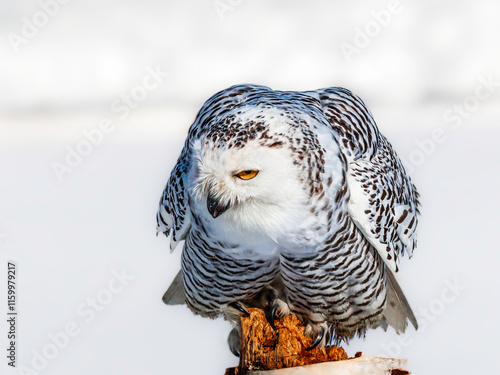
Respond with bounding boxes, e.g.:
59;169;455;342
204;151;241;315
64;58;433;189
207;193;230;218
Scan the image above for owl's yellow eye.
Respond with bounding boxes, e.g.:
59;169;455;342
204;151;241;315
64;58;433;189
236;170;259;180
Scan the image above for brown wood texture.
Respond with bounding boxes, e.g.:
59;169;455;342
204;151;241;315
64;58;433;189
236;308;348;374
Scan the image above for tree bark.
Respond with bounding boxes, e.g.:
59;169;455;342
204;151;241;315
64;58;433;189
225;308;409;375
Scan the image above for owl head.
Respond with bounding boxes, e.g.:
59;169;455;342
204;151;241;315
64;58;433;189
189;109;309;239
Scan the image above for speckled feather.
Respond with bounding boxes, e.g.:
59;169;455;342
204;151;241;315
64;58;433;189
157;84;419;344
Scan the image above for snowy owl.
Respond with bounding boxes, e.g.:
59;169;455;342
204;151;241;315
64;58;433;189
157;84;419;354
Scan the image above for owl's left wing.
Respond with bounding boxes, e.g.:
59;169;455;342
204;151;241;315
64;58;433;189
312;87;420;273
346;143;420;332
346;144;419;273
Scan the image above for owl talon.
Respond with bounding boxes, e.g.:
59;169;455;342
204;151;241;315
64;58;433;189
229;302;250;317
305;326;326;351
227;327;240;357
266;302;279;329
263;289;280;329
230;347;240;357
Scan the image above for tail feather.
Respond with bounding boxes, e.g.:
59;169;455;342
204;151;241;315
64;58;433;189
162;270;186;305
380;266;418;333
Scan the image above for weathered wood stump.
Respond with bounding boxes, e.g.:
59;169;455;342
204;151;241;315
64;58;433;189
225;308;409;375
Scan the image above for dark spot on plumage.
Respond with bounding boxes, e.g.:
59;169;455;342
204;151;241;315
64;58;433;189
397;210;408;224
408;216;415;229
380;189;387;200
327;211;333;221
319;199;329;211
267;140;284;148
335;187;345;203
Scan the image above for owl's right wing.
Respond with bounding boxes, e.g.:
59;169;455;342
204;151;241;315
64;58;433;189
156;148;193;251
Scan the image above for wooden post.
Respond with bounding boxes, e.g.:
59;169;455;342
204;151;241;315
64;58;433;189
225;308;409;375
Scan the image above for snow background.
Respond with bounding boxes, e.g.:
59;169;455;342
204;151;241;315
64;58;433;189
1;0;499;374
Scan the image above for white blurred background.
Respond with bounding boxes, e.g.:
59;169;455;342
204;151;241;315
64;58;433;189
1;1;499;374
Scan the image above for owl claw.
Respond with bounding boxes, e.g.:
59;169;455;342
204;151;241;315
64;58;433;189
263;290;280;329
229;302;250;317
227;327;240;357
305;326;326;351
230;346;240;357
266;302;279;329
